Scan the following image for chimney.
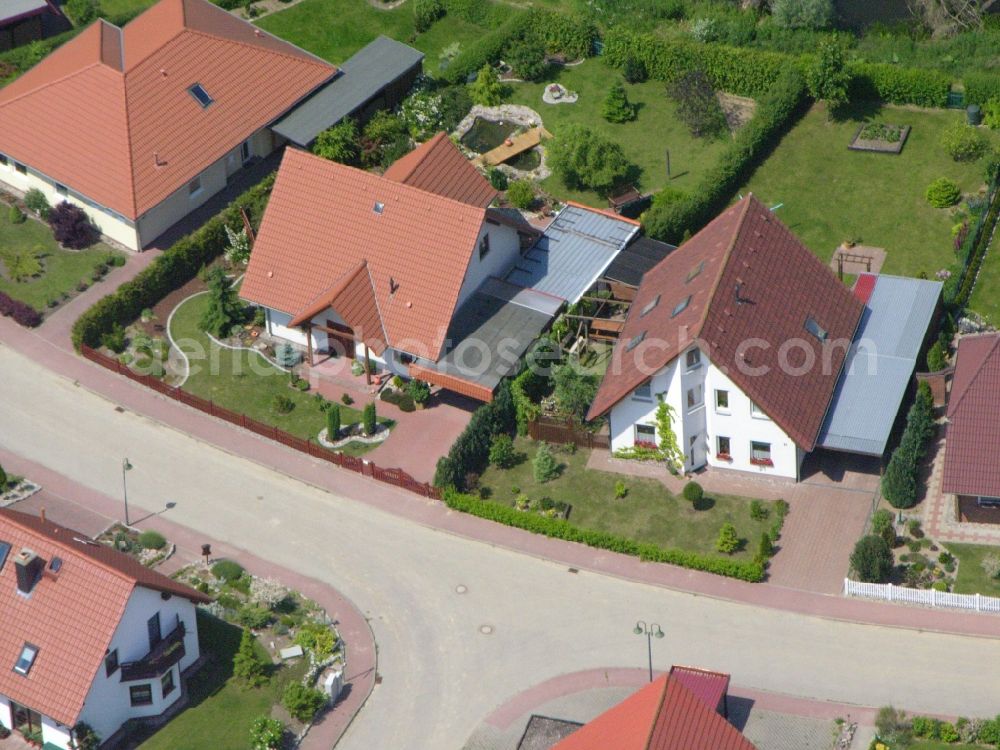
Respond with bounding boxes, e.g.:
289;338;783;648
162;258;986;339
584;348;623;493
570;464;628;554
39;507;46;524
15;549;44;595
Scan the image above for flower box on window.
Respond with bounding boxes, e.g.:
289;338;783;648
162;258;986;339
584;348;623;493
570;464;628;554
715;452;732;462
749;457;773;467
634;440;658;451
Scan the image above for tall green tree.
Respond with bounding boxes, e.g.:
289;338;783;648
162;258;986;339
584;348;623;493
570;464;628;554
199;267;245;338
548;124;633;195
807;37;850;110
850;535;893;582
232;628;268;687
602;81;636;123
470;65;505;106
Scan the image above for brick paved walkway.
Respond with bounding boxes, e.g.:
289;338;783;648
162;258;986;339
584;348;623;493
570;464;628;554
922;432;1000;545
0;448;376;750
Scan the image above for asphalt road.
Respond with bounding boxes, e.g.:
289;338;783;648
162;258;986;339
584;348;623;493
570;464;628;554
1;343;997;749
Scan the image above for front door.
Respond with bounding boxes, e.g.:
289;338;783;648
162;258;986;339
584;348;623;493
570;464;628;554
689;433;707;470
327;320;355;359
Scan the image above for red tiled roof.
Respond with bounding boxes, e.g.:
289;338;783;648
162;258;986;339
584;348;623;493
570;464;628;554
552;673;756;750
0;0;334;220
383;131;496;207
409;363;495;402
241;147;487;361
0;509;210;727
669;665;730;713
588;195;864;450
943;333;1000;497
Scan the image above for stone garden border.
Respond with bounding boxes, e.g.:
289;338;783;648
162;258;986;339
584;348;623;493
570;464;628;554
848;124;911;155
319;423;391;449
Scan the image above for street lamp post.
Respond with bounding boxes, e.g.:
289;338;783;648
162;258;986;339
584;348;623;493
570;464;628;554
633;620;664;682
122;458;133;526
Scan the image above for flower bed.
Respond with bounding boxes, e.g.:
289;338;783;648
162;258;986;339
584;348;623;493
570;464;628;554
95;523;174;569
848;123;911;154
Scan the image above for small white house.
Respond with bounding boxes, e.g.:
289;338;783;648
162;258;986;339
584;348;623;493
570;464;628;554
0;509;211;748
588;195;867;480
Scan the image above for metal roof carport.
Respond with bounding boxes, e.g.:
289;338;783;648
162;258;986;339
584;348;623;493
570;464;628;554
817;274;942;455
271;36;424;148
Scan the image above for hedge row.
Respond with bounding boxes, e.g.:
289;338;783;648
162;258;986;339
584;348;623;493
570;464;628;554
71;174;274;350
443;489;765;582
954;186;1000;309
965;71;1000;107
433;380;516;489
848;61;951;109
644;65;809;244
881;382;935;509
0;291;42;328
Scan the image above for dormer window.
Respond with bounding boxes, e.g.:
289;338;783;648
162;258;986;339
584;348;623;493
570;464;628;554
640;295;660;317
14;644;38;675
188;83;213;108
805;316;827;342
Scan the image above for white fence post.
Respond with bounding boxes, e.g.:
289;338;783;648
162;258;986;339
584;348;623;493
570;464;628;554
977;593;982;613
843;579;1000;615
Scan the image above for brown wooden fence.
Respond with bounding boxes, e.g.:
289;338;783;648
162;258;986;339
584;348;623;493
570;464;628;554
81;345;441;500
527;416;610;450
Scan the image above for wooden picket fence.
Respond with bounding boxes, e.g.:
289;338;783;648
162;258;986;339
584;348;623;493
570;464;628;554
81;346;441;500
527;415;611;450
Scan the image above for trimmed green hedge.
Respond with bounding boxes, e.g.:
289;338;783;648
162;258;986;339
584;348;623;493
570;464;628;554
848;62;951;109
434;380;516;489
443;489;765;581
71;174;274;350
955;186;1000;309
965;71;1000;107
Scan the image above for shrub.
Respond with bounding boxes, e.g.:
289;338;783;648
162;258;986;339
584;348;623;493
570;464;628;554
212;560;246;582
871;508;897;548
138;530;166;550
506;36;547;82
437;85;474;132
101;324;127;354
313;118;360;165
506;179;535;210
981;718;1000;746
6;247;41;282
925;177;962;208
882;382;934;509
851;535;893;582
0;291;42;328
8;205;25;224
912;716;938;738
749;499;768;521
24;188;49;218
964;71;1000;107
770;0;832;29
982;553;1000;578
361;111;411;169
362;401;377;436
925;341;947;371
848;62;950;108
985;98;1000;130
249;577;287;609
489;433;516;468
0;464;6;489
715;523;739;554
875;706;913;748
938;722;959;743
668;69;727;138
294;622;338;658
623;56;648;84
941;122;989;162
65;0;98;25
71;723;100;750
341;393;354;406
434;380;516;489
249;716;284;750
48;201;98;249
470;64;505;106
488;168;509;191
199;266;245;337
406;378;431;404
233;628;268;687
272;394;294;415
614;480;628;499
326;404;341;440
603;81;636;124
806;37;850;108
547;124;634;195
757;532;774;560
282;683;327;722
533;442;559;482
237;605;272;629
682;481;704;504
414;0;445;32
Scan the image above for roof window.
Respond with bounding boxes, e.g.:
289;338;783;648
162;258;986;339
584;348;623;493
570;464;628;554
804;316;828;342
0;541;9;572
14;644;38;676
373;202;385;214
671;296;691;318
625;331;646;352
188;83;213;108
686;261;705;283
640;295;660;317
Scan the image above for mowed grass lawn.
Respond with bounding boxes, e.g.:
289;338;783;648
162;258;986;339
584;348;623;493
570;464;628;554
968;230;1000;323
944;542;1000;596
257;0;488;65
140;611;306;750
510;59;731;207
98;0;156;16
0;211;121;310
170;292;387;455
742;103;995;275
479;437;775;559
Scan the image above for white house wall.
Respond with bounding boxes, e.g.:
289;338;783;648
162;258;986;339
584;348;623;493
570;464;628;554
454;219;522;310
40;715;73;749
0;696;10;733
76;587;200;743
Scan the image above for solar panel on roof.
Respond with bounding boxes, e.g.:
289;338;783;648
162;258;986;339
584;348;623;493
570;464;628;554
0;541;9;571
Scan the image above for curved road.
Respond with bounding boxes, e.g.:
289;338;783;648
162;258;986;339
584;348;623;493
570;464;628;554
0;343;996;749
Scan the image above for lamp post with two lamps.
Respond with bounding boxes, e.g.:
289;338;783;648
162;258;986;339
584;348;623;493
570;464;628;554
122;458;133;526
633;620;664;682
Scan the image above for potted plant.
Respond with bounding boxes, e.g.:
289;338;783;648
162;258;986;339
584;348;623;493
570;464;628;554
548;83;563;100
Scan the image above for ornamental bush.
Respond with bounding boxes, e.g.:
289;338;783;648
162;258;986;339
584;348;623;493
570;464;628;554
682;481;704;504
413;0;445;32
506;179;535;210
806;37;850;108
981;553;1000;578
925;177;962;208
313;118;360;165
488;168;509;191
233;628;268;687
199;266;246;338
24;188;49;218
623;56;648;84
926;341;947;371
770;0;832;29
882;382;935;509
434;380;516;489
65;0;98;25
237;605;273;630
249;716;284;750
985;98;1000;130
138;530;166;550
715;523;740;554
470;64;505;106
602;81;636;124
0;291;42;328
547;124;634;195
668;69;728;138
533;442;559;483
850;535;893;582
871;508;897;548
326;404;341;440
489;433;516;469
362;401;377;436
212;559;246;582
282;683;327;722
8;205;25;224
294;622;338;658
506;36;547;82
941;123;989;162
48;201;98;249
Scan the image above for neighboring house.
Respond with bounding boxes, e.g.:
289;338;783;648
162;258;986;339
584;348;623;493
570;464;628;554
942;332;1000;520
588;195;942;480
548;666;756;750
241;135;640;401
0;0;56;52
0;0;338;251
0;509;211;749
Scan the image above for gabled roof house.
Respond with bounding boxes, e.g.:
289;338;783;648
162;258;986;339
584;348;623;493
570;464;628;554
0;509;211;749
241;136;640;401
0;0;337;250
550;667;756;750
588;195;941;480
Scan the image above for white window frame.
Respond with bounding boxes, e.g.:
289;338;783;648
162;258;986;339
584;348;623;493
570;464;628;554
685;349;701;370
240;139;252;164
715;389;729;413
750;401;770;420
13;644;38;675
716;435;731;459
635;423;656;445
750;441;772;466
632;382;652;402
188;176;203;198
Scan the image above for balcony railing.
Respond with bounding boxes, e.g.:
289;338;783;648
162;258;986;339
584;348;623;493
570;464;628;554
120;619;186;682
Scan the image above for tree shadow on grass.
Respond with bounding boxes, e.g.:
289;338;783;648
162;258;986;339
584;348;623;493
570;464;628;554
829;99;885;124
692;496;715;511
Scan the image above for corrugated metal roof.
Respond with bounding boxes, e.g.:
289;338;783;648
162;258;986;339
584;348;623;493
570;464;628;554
271;36;424;147
818;274;942;455
504;204;638;302
1;0;49;23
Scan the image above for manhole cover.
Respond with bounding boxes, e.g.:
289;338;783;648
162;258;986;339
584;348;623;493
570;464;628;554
455;584;468;594
479;624;494;635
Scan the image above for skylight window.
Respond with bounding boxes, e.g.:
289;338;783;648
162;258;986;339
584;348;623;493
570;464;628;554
671;296;691;318
640;295;660;317
0;541;9;572
14;644;38;675
373;202;385;214
625;331;646;352
686;261;705;283
188;83;213;108
804;316;828;342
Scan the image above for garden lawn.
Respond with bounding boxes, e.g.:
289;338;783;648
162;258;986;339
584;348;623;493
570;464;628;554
0;211;122;311
169;291;388;456
913;742;980;750
479;437;774;559
98;0;156;17
139;611;307;750
509;59;731;207
741;102;996;277
944;542;1000;596
968;229;1000;323
256;0;490;65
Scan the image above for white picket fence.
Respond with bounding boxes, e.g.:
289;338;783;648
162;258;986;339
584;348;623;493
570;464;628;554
844;578;1000;614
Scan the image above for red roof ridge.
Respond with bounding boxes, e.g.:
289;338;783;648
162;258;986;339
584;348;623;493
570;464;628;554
382;131;448;183
181;26;335;74
949;333;1000;418
644;675;670;750
289;261;368;326
0;59;106;109
563;199;641;226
